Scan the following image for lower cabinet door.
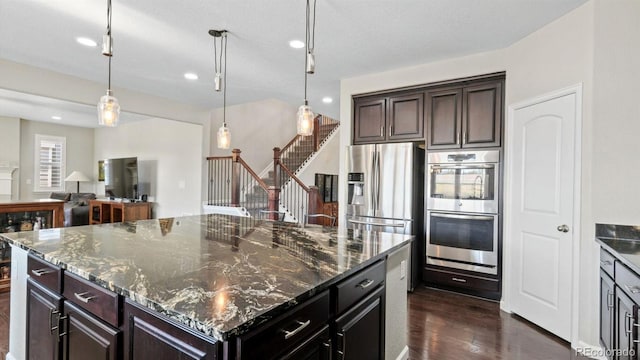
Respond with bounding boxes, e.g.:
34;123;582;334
335;286;385;360
616;289;636;359
600;271;615;357
63;301;120;360
280;325;331;360
122;299;219;360
27;278;63;360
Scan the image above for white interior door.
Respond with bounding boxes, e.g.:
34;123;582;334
509;88;579;341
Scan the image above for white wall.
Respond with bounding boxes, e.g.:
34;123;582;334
297;127;340;187
94;117;203;218
338;0;602;348
19;119;95;199
0;116;20;199
208;98;298;171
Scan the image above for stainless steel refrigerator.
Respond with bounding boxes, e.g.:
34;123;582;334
346;142;425;291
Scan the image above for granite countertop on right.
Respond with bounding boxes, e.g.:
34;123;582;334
595;223;640;274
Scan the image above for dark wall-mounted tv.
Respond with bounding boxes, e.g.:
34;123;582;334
104;157;138;200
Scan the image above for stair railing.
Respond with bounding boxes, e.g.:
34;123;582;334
273;147;322;224
206;149;279;217
279;115;339;176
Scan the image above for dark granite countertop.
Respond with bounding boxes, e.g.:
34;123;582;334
595;223;640;274
0;214;412;341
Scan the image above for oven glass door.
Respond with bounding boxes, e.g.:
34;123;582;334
427;211;498;268
428;164;498;213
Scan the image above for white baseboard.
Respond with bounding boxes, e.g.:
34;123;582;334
572;340;608;360
395;346;409;360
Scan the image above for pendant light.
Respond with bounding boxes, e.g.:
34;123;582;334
97;0;120;127
297;0;317;136
209;29;230;149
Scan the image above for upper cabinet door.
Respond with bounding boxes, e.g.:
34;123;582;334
426;88;462;149
388;92;424;141
353;97;387;144
462;80;502;148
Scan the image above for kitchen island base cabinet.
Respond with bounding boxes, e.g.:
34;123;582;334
335;286;385;360
123;299;220;360
63;301;120;360
599;269;615;357
26;278;63;360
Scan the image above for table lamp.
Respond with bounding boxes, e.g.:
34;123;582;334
64;171;91;193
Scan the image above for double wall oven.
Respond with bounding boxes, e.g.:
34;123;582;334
426;150;500;275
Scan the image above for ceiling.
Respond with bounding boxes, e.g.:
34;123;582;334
0;0;587;127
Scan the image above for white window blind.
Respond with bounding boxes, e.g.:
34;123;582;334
34;134;66;192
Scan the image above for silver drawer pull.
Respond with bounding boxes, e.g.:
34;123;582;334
600;260;612;266
625;284;640;294
283;320;311;340
31;268;54;277
452;277;467;283
356;279;375;289
74;292;97;303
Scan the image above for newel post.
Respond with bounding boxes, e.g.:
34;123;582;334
267;186;281;221
231;149;241;207
313;115;321;151
308;186;322;225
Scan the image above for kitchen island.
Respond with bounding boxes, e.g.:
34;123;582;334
1;214;411;360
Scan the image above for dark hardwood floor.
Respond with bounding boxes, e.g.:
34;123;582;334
0;287;589;359
408;286;585;360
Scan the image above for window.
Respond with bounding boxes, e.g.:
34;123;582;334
34;134;66;192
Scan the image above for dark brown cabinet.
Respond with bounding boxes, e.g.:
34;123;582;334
600;270;615;357
63;302;120;360
26;278;63;360
353;93;423;144
616;289;635;359
123;299;219;360
278;326;331;360
334;286;384;360
426;80;502;149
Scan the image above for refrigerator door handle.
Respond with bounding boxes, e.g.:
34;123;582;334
370;150;377;210
375;150;381;212
347;218;407;228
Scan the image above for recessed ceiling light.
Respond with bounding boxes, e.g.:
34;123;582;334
76;37;97;47
184;72;199;80
289;40;305;49
322;97;333;104
51;115;62;120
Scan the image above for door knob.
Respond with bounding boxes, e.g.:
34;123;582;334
557;224;569;233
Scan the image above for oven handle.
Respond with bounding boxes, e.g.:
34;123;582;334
347;219;406;228
430;164;496;170
430;213;495;221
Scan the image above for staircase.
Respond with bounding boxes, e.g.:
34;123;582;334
206;115;339;223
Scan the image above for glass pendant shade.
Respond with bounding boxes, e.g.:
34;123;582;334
297;104;314;136
97;91;120;127
217;123;231;149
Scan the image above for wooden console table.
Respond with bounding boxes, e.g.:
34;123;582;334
89;200;151;224
0;199;65;292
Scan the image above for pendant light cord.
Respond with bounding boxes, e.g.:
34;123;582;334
106;0;113;91
222;33;227;126
304;0;316;104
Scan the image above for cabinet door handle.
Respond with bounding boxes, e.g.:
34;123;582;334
31;268;54;277
356;279;375;289
626;312;634;335
624;284;640;294
380;126;384;137
49;309;60;334
322;340;332;357
389;125;393;137
283;320;311;340
74;291;97;303
463;132;467;144
456;131;460;145
600;260;612;267
607;290;614;309
452;277;467;283
337;332;346;360
57;315;68;342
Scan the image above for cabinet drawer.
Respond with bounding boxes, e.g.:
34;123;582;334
27;254;62;293
615;262;640;304
600;249;615;278
63;271;120;327
336;260;385;314
425;267;500;292
237;290;330;360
